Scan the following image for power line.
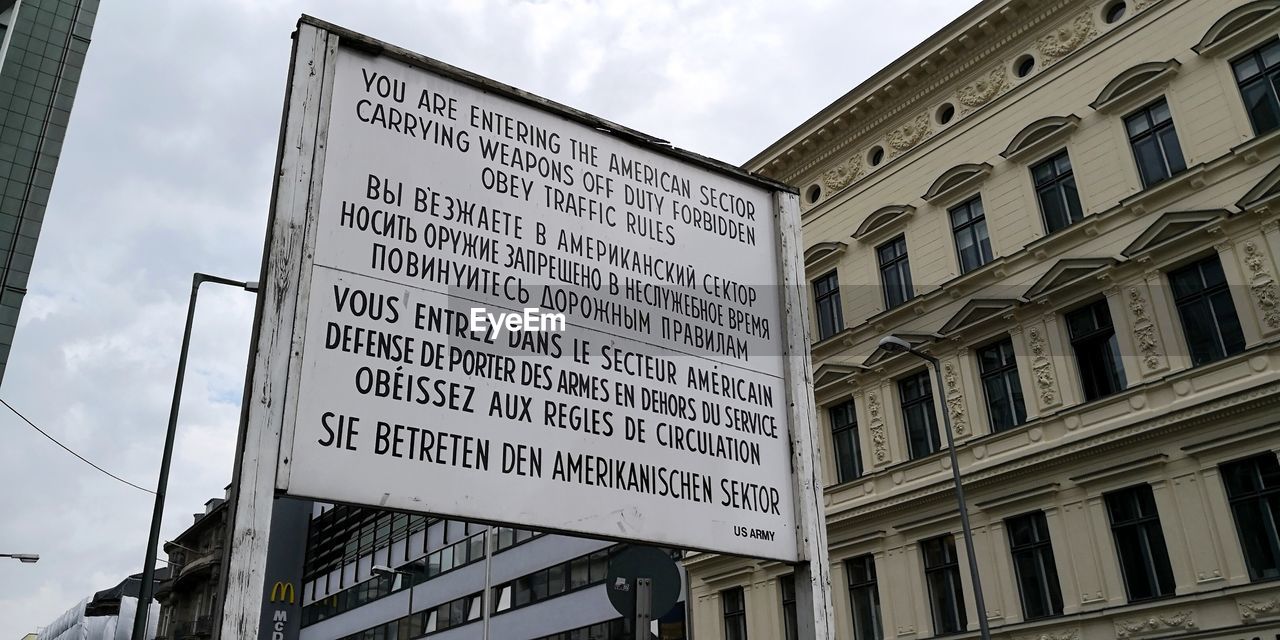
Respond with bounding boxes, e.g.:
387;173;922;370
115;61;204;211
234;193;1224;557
1;396;155;495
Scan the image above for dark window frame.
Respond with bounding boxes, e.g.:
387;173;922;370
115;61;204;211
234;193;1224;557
977;337;1027;433
722;586;748;640
846;554;884;640
1031;150;1084;234
878;235;914;310
1231;38;1280;136
1220;453;1280;582
1066;299;1126;401
949;196;994;274
899;370;941;460
1124;98;1186;189
813;270;844;340
921;534;969;635
1006;511;1064;620
829;400;863;483
1169;255;1246;367
1105;484;1176;602
780;574;798;640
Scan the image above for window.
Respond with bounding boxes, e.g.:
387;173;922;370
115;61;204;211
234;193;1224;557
1015;55;1036;78
1006;511;1063;620
1104;0;1126;23
1125;99;1186;188
830;400;863;483
813;271;843;340
978;338;1027;432
846;555;883;640
491;547;612;614
780;574;798;640
1170;256;1245;366
722;587;748;640
1221;454;1280;581
878;235;913;309
922;535;968;635
1105;485;1175;601
899;371;940;460
1232;39;1280;136
949;196;993;274
1067;300;1125;401
1032;151;1084;234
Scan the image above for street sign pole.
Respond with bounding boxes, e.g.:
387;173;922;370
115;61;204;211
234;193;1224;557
776;191;836;640
634;578;652;640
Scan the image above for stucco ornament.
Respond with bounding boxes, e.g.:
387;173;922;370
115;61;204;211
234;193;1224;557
888;113;932;151
1114;611;1195;638
1028;326;1057;405
943;361;967;436
1128;287;1162;370
958;65;1009;109
822;156;863;192
1244;241;1280;329
1037;13;1097;61
866;392;889;463
1239;597;1280;620
1014;632;1078;640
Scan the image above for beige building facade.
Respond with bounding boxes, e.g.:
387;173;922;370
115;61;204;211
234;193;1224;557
686;1;1280;639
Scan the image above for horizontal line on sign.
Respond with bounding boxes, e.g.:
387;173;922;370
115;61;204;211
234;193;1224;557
310;262;786;381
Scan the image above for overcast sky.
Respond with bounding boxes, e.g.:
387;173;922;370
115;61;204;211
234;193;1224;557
0;0;971;633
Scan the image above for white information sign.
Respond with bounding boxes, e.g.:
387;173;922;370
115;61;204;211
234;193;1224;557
277;43;799;560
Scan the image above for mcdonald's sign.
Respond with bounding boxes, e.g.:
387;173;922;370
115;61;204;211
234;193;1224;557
269;581;295;604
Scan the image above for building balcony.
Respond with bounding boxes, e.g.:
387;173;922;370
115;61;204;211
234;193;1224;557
169;615;215;639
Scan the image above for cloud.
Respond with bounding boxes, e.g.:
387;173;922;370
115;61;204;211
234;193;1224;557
0;0;969;634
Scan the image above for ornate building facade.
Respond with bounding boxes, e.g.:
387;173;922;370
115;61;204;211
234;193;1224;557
686;1;1280;639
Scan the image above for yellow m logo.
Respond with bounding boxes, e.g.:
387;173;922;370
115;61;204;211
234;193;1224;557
269;581;295;604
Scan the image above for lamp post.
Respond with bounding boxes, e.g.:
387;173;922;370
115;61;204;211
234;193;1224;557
878;336;992;640
372;565;414;631
131;273;258;640
1;553;38;563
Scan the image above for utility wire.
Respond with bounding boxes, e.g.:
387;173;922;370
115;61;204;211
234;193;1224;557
1;397;156;495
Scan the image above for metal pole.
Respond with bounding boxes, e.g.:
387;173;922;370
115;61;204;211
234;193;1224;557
407;570;414;634
481;526;494;640
917;351;992;640
132;273;254;640
634;578;652;640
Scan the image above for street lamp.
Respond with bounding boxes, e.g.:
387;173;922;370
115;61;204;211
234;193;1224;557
372;565;415;630
1;553;39;563
878;335;992;640
131;273;258;640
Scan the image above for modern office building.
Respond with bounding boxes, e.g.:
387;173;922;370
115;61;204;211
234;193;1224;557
686;0;1280;638
297;504;687;640
0;0;96;385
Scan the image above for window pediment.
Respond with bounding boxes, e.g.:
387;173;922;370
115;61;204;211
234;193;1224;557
861;333;935;368
1089;60;1181;113
922;163;993;204
1237;162;1280;211
853;205;915;242
804;241;847;272
938;299;1020;335
1023;258;1118;300
814;364;858;393
1194;1;1280;57
1001;115;1081;163
1122;209;1228;257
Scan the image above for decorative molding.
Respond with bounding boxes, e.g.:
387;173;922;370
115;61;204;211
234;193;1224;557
804;242;848;274
1027;326;1057;405
1127;287;1163;371
867;392;889;465
1037;12;1097;63
853;205;916;242
822;155;864;193
1090;59;1181;112
1114;610;1195;638
1122;210;1229;258
1239;162;1280;213
1024;258;1117;300
1239;595;1280;621
923;162;993;203
1194;0;1280;56
1013;631;1078;640
888;113;932;152
1001;115;1080;162
958;64;1009;110
943;360;968;437
939;298;1020;335
1244;241;1280;329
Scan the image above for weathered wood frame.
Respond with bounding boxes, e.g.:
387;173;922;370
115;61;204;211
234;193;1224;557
219;16;833;638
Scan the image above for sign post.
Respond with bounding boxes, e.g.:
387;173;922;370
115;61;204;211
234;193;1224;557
221;16;832;638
